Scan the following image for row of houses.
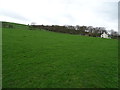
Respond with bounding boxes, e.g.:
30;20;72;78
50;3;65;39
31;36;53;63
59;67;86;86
83;30;110;39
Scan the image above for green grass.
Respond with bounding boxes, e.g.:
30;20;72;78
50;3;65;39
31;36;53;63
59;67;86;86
2;22;118;88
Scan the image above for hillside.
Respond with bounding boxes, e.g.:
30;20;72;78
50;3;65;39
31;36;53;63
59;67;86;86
2;22;118;88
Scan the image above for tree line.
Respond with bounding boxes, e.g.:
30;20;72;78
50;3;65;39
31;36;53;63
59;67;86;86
29;24;119;39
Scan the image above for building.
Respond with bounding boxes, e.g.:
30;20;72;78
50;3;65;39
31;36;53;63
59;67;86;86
101;32;109;38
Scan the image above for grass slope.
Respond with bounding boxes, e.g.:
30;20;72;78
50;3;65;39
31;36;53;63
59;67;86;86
2;22;118;88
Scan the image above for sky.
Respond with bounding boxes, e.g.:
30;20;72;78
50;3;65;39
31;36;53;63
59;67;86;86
0;0;119;32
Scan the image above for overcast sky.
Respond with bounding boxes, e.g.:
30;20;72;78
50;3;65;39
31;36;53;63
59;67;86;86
0;0;119;32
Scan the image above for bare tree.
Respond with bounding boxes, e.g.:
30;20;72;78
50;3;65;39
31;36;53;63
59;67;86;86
29;22;36;30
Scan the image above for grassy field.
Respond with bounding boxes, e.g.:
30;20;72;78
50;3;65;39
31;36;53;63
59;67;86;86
2;22;118;88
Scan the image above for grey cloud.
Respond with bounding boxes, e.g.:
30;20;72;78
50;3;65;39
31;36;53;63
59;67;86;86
63;14;76;24
0;9;30;21
94;2;118;22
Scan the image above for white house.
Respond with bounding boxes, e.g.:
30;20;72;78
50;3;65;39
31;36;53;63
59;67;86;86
101;32;109;38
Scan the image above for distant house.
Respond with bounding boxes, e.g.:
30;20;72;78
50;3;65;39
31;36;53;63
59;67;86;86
101;32;109;38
